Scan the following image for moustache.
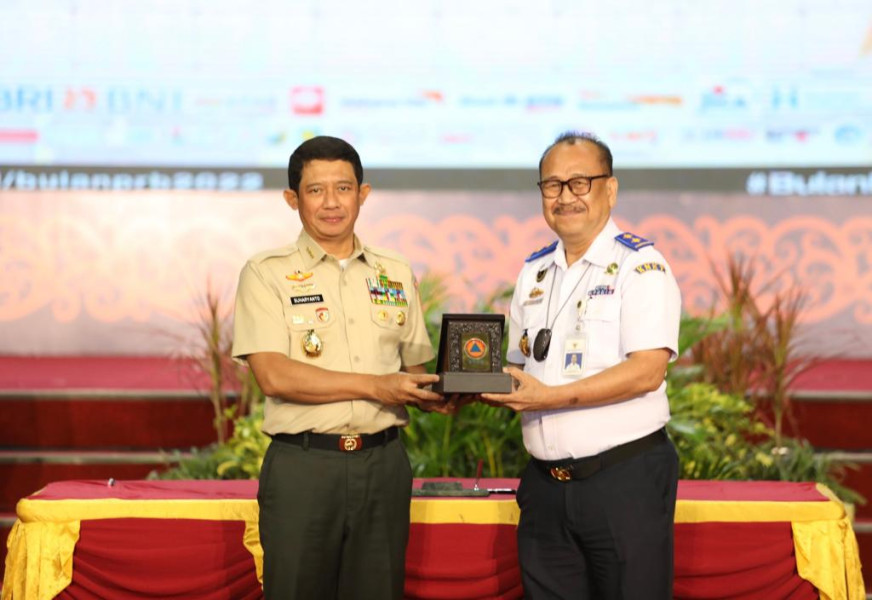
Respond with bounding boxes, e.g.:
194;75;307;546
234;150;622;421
553;203;586;215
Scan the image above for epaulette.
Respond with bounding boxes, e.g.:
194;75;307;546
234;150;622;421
525;241;558;262
615;232;654;251
249;244;298;263
365;244;411;266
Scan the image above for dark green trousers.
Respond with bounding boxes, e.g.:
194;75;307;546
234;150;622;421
257;436;413;600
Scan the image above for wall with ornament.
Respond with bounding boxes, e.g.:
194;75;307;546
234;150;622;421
1;189;868;357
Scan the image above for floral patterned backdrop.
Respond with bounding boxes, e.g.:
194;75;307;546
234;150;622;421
1;190;869;356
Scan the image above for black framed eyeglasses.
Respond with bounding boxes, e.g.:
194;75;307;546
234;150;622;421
537;174;611;198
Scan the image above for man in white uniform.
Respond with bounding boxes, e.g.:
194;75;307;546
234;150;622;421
482;131;681;599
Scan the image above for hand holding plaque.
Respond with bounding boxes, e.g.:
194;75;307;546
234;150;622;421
432;313;513;394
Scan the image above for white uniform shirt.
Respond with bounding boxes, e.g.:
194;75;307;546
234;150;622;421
506;218;681;460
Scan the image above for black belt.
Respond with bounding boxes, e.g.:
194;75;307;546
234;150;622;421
270;427;398;453
534;427;668;481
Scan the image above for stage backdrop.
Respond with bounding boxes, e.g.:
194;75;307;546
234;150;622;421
0;189;869;357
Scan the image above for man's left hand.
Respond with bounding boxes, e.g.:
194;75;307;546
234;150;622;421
480;367;552;412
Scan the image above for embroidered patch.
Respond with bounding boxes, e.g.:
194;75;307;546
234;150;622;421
588;284;615;296
290;294;324;305
634;262;666;274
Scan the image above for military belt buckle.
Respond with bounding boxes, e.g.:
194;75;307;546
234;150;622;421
340;435;362;452
549;466;572;482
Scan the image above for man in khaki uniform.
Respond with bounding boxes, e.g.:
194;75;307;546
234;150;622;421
232;136;444;599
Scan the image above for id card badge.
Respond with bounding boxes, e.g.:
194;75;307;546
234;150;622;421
562;332;588;378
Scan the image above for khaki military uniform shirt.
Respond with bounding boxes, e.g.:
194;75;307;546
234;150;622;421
232;229;434;435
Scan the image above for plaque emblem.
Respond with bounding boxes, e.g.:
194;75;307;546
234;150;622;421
463;337;487;360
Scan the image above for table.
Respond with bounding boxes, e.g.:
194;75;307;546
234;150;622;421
2;479;864;600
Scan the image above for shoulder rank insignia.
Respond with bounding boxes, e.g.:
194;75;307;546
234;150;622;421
615;232;654;251
525;241;558;263
635;262;666;274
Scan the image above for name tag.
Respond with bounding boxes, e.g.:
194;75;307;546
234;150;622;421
291;294;324;305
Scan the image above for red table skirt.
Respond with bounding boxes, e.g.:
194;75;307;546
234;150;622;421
56;520;260;600
5;479;863;600
49;520;817;600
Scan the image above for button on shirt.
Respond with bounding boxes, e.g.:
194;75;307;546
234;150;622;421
506;218;681;460
232;230;434;436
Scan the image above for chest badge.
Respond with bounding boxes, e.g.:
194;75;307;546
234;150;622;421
395;311;407;326
286;271;313;282
316;307;330;323
529;287;544;299
536;268;548;282
519;329;531;357
302;329;323;358
367;272;409;307
605;262;618;275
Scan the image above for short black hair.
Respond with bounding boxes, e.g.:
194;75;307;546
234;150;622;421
287;136;364;192
538;131;613;177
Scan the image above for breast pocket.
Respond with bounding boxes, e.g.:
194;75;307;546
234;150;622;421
369;304;406;344
583;297;621;370
285;304;334;361
520;301;548;333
